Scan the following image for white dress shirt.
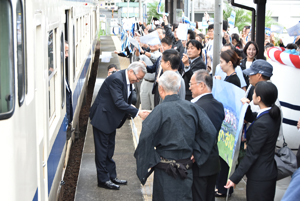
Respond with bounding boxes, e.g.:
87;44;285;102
125;69;135;98
191;93;212;103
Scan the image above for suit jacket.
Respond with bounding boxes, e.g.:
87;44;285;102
89;70;138;134
230;110;280;183
183;57;206;101
193;94;225;177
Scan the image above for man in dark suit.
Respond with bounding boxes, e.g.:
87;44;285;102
89;62;150;190
182;40;206;101
189;69;225;201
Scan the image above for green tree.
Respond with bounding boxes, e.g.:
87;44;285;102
147;1;164;24
223;2;278;32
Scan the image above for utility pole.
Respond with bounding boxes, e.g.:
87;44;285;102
212;0;223;76
139;0;142;22
184;0;189;18
191;0;194;22
127;0;129;18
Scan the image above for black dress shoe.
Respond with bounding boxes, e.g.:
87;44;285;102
98;180;120;190
111;178;127;185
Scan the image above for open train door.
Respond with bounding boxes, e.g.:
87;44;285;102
34;14;49;201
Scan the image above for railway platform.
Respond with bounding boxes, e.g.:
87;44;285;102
74;36;291;201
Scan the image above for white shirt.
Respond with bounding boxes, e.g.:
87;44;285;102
191;93;212;103
125;69;139;117
125;69;135;98
246;61;253;69
257;107;271;117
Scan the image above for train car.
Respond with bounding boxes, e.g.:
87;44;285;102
0;0;99;200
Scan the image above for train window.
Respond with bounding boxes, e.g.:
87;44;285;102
48;30;57;120
16;0;25;106
0;1;15;119
61;33;65;108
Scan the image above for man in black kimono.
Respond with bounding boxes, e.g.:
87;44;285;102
134;71;217;201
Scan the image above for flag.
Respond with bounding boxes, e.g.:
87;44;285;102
177;23;189;40
128;37;141;52
157;0;169;16
287;22;300;36
265;27;271;36
228;11;236;28
182;15;191;24
271;25;284;34
139;30;161;45
131;23;135;37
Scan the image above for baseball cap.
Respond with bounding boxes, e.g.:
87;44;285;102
243;59;273;77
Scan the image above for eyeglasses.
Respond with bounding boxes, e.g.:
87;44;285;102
133;71;143;81
189;82;201;87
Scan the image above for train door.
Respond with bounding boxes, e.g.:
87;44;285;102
65;11;70;85
64;10;73;131
34;20;48;200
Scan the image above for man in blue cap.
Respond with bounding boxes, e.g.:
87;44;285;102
242;59;283;139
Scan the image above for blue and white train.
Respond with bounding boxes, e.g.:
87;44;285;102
0;0;99;200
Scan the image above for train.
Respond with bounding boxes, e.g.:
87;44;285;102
0;0;99;200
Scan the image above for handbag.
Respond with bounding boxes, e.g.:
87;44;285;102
274;135;297;181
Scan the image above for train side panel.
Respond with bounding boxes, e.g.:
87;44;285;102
0;0;99;200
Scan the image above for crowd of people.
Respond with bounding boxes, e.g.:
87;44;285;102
90;14;300;201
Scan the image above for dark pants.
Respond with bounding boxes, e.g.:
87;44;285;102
246;178;276;201
192;173;218;201
216;157;233;195
93;127;117;183
153;84;160;107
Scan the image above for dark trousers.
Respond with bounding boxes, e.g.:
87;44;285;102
246;178;276;201
93;127;117;183
216;157;233;194
192;173;218;201
153;84;160;107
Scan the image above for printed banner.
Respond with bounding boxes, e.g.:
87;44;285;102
212;79;248;176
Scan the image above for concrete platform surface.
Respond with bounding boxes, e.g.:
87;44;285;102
75;35;291;201
75;36;143;201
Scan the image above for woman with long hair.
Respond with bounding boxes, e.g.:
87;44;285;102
217;49;241;87
215;49;241;197
225;81;281;201
240;41;259;87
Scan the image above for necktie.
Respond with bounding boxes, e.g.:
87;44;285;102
128;84;132;98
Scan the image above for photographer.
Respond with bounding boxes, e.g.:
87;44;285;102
107;64;118;77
